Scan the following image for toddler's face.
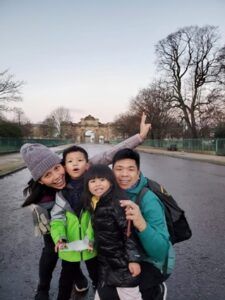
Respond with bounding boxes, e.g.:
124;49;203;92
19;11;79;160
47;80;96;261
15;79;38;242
64;151;89;179
88;177;111;198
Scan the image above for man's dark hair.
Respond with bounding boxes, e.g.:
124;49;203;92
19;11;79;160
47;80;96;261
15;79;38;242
112;148;140;169
62;145;89;165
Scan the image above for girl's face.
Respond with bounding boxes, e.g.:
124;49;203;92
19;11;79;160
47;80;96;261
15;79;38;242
88;177;111;198
39;164;66;189
64;151;89;179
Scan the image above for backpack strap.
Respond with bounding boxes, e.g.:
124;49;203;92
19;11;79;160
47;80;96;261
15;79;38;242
135;186;149;206
135;181;169;275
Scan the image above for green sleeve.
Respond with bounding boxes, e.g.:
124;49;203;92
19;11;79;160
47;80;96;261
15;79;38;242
50;219;67;244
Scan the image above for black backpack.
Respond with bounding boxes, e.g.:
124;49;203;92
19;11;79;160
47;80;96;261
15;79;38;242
135;178;192;244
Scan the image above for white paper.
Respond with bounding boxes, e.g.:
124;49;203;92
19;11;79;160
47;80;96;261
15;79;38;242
61;236;90;252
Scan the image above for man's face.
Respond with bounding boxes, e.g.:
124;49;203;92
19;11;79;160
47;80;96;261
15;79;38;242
113;158;140;190
64;151;89;179
39;164;66;189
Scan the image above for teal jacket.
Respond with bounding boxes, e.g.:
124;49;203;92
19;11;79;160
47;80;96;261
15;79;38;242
126;174;175;274
50;192;96;262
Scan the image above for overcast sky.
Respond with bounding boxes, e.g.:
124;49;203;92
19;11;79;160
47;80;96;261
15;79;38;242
1;0;225;124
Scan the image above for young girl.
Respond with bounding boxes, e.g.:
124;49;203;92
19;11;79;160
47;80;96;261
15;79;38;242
83;164;143;300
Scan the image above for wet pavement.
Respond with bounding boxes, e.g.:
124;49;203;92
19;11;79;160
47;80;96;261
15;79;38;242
0;144;225;299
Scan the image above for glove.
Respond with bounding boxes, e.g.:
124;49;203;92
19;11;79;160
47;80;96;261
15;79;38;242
31;204;51;236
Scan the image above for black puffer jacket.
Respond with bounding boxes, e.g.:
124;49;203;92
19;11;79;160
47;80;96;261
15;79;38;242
92;189;141;287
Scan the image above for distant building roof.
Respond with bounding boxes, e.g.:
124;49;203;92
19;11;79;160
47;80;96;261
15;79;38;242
84;115;95;120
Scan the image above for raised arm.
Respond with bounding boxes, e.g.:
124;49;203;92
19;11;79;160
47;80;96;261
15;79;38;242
90;112;151;165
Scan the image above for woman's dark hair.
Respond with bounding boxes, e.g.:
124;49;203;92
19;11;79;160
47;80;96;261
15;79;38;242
22;178;56;207
82;164;125;211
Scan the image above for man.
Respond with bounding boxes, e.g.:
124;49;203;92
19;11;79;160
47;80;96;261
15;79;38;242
112;148;175;300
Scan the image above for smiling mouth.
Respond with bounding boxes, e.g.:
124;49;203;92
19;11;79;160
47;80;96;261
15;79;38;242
119;180;130;185
95;188;104;193
54;176;65;187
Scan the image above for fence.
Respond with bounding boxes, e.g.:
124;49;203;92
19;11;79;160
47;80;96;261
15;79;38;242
142;138;225;156
0;137;73;154
111;138;225;156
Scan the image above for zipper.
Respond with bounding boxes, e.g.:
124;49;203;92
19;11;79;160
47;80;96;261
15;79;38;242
79;209;83;261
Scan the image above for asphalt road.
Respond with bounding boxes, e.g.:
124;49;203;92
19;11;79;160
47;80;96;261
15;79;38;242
0;144;225;300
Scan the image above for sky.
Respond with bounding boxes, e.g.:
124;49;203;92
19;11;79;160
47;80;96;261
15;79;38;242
1;0;225;124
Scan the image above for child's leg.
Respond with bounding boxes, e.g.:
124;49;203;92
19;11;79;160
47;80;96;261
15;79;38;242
57;261;80;300
116;287;142;300
73;262;88;291
85;257;98;288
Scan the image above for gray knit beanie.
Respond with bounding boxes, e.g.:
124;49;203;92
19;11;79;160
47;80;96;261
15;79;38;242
20;143;61;181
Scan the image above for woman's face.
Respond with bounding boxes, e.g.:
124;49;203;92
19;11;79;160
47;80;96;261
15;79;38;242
39;164;66;189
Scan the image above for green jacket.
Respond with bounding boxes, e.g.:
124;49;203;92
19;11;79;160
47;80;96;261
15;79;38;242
50;192;96;262
126;174;175;274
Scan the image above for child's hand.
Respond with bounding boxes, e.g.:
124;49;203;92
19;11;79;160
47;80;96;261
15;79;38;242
87;242;94;252
55;239;67;252
128;262;141;277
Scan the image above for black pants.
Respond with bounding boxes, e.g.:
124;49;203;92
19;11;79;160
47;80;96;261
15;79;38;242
96;262;169;300
57;257;98;300
37;234;58;293
139;262;169;300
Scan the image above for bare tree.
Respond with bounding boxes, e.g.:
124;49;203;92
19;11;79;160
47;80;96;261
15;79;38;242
41;117;57;137
112;113;140;139
155;25;224;138
218;45;225;85
198;101;225;137
12;107;30;125
130;82;182;139
0;70;24;112
47;106;72;137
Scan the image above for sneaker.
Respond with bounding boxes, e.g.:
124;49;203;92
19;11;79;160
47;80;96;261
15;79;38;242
34;290;49;300
74;276;89;293
158;282;167;300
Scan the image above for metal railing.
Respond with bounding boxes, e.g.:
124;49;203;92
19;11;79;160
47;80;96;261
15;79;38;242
111;138;225;156
142;138;225;156
0;137;73;154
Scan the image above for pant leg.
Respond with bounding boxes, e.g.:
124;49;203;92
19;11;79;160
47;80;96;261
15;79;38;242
37;234;58;292
85;257;99;288
116;287;142;300
72;261;88;285
97;286;120;300
139;261;169;300
57;261;78;300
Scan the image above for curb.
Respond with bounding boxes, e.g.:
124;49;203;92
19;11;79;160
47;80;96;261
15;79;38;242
0;165;26;179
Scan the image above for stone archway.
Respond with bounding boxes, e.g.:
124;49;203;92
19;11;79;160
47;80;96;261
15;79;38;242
52;115;115;143
74;115;114;143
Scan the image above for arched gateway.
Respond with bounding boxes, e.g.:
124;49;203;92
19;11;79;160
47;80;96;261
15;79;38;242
62;115;114;143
